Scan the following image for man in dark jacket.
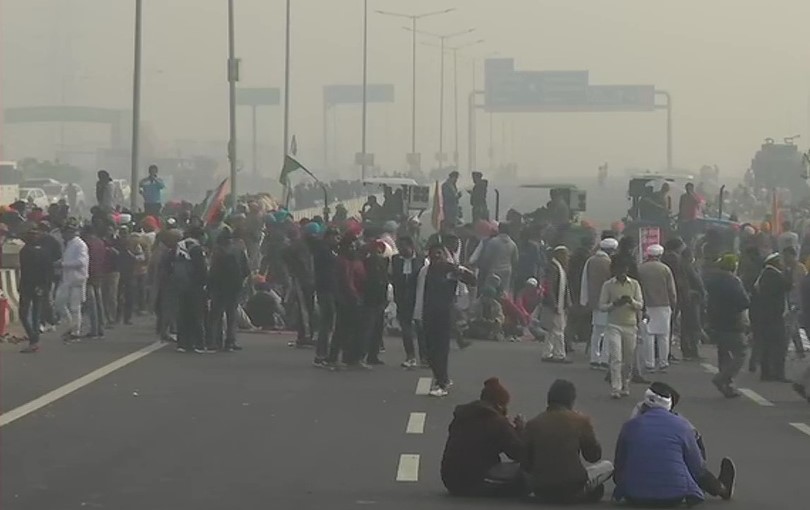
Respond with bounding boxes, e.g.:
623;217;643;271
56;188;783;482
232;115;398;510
523;379;613;503
391;236;426;368
283;227;316;347
329;236;366;368
441;377;525;497
312;228;341;367
469;171;490;222
208;227;250;351
750;253;791;382
174;227;210;353
661;238;689;359
360;240;389;365
18;225;52;353
704;254;750;397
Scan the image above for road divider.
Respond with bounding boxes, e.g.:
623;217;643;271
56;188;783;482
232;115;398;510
738;388;775;407
415;377;432;395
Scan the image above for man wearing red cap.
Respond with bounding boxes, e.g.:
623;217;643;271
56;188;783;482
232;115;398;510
441;377;525;497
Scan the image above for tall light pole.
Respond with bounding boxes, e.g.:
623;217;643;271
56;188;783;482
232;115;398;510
406;27;475;173
376;8;455;171
283;0;292;180
361;0;368;179
227;0;238;201
129;0;143;211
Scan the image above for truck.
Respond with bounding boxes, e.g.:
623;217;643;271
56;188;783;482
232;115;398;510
750;137;810;202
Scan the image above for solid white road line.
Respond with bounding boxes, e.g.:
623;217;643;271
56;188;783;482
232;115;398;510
789;422;810;437
396;454;420;482
701;363;719;374
0;341;166;428
738;388;775;407
415;377;432;395
406;412;426;434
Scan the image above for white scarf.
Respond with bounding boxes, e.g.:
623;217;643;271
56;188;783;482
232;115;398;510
553;258;567;314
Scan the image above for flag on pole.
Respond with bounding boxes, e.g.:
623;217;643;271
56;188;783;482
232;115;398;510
430;180;444;231
279;155;304;186
202;178;230;225
290;134;298;156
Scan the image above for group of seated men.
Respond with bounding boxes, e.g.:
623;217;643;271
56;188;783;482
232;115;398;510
441;378;735;506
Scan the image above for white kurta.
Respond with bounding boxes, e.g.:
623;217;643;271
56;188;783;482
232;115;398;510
645;306;672;336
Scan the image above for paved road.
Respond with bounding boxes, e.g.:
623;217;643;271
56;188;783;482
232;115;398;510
2;325;810;510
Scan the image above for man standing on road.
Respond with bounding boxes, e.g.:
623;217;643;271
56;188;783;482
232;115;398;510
391;236;426;368
174;227;209;353
18;224;52;353
139;164;165;217
782;246;806;358
580;237;618;369
414;243;476;397
600;257;644;399
55;218;89;342
539;246;572;363
312;227;340;367
637;244;677;372
704;254;749;398
208;228;249;352
750;252;791;382
478;223;518;295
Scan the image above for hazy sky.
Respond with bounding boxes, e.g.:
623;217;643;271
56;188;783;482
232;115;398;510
3;0;810;181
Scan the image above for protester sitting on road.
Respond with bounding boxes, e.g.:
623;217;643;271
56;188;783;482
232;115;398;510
522;379;614;504
613;382;733;506
467;285;506;341
628;382;736;502
440;377;526;497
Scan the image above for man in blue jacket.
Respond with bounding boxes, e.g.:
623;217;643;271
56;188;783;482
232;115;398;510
614;383;735;506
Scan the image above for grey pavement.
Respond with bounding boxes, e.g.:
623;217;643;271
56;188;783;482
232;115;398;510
2;325;810;510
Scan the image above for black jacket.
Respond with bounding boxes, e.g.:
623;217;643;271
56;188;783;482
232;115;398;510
312;241;338;294
704;268;750;332
362;253;389;307
390;254;424;316
440;400;524;495
19;241;53;294
751;266;790;327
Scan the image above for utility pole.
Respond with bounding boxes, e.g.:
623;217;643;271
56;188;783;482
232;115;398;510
129;0;143;211
227;0;238;201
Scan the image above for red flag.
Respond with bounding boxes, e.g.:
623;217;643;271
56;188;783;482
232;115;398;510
431;180;444;231
203;178;230;225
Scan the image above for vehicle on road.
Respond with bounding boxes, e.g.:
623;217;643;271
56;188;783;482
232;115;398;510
18;187;49;209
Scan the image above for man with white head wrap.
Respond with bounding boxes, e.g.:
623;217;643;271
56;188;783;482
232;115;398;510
637;244;677;372
580;237;619;368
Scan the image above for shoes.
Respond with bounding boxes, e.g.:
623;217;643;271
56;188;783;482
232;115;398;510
346;361;373;371
718;457;735;500
401;359;418;369
457;339;472;350
366;358;385;366
792;383;809;401
658;364;669;372
428;387;449;397
62;333;82;344
631;374;650;384
20;345;40;353
224;344;243;352
590;362;602;370
379;345;386;353
194;347;217;354
420;359;431;369
176;347;189;353
620;389;631;397
312;358;328;368
610;391;622;399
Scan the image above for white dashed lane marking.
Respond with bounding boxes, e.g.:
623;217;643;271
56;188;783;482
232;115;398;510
415;377;432;395
789;422;810;437
738;388;775;407
406;412;426;434
396;454;420;482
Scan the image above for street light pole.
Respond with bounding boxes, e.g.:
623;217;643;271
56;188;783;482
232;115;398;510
376;8;455;171
283;0;292;160
227;0;238;201
361;0;368;180
129;0;143;212
405;27;475;175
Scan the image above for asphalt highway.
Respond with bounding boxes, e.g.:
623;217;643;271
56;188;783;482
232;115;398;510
2;325;810;510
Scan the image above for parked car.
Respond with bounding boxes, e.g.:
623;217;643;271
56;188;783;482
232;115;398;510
22;178;65;203
18;187;49;209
